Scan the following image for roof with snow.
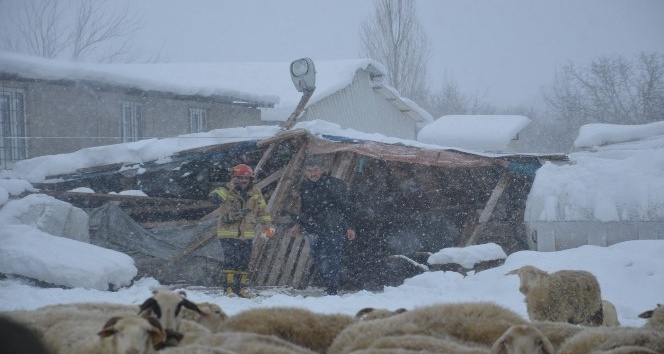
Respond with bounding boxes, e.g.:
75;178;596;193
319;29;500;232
526;120;664;222
417;115;531;152
0;52;431;123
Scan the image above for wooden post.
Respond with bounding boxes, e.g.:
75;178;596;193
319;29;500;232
463;172;510;247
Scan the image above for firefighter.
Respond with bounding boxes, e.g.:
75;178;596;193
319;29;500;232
208;163;274;297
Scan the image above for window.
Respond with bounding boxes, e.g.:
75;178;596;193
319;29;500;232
120;101;142;142
189;107;207;133
0;87;28;168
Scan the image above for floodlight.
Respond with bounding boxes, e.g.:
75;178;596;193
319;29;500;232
290;58;316;93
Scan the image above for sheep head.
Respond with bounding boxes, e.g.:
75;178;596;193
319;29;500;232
506;265;548;295
491;324;555;354
98;315;166;353
137;289;201;343
355;307;408;321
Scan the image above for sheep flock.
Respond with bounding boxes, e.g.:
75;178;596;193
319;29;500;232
1;271;662;354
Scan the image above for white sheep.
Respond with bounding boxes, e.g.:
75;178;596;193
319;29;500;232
490;324;556;354
590;346;660;354
354;307;408;321
160;331;318;354
601;300;620;327
2;302;137;339
327;301;528;354
137;289;202;344
506;265;603;325
42;314;166;354
180;301;227;332
532;320;585;351
638;303;663;332
360;334;491;354
221;306;356;353
557;326;664;354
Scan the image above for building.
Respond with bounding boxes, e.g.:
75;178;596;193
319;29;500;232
0;52;431;169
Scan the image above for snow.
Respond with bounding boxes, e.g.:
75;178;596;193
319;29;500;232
417;115;531;152
526;121;664;222
428;243;507;269
0;119;663;330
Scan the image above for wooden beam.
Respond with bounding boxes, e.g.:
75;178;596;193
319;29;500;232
253;143;277;179
254;166;286;191
463;172;510;247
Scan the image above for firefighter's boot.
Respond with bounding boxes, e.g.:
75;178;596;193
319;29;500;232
237;271;255;298
223;270;238;297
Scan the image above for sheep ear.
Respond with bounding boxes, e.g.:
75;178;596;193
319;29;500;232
177;290;187;298
395;308;407;314
138;298;161;318
179;299;202;314
98;317;121;338
490;338;507;354
355;307;375;319
505;268;520;275
638;309;655;319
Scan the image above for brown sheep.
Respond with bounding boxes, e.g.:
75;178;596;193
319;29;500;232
506;265;603;325
327;301;528;354
221;306;355;353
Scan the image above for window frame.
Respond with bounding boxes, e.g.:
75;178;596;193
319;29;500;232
120;100;142;142
0;87;28;168
188;107;208;133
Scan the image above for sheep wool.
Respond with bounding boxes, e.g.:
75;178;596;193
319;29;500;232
639;304;664;333
491;324;555;354
222;306;355;353
602;300;620;327
327;302;528;354
42;314;165;354
507;265;603;325
161;331;318;354
557;326;664;354
354;307;408;321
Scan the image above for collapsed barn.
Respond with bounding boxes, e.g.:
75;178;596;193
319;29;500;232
35;129;566;291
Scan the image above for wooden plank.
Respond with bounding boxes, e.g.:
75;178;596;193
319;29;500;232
265;140;308;215
266;234;295;284
254;236;281;285
254;166;285;191
291;235;314;288
162;226;217;268
463;172;510;246
278;236;307;285
252;143;277;179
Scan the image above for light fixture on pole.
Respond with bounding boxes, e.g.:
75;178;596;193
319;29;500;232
283;58;316;129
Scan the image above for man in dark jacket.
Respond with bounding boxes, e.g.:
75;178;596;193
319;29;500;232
287;155;356;295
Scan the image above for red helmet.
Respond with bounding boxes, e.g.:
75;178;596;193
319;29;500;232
231;164;253;178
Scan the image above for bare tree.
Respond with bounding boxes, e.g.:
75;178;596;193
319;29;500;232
423;74;495;118
1;0;141;62
545;52;664;127
359;0;431;103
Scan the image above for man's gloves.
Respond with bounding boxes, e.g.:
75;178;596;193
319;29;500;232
261;227;276;239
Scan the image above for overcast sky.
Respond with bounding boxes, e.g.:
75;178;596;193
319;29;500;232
2;0;663;108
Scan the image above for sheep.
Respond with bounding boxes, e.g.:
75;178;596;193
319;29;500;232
590;346;660;354
137;289;202;343
327;301;528;354
42;314;166;354
160;331;318;354
221;306;356;353
1;302;137;339
181;301;227;332
557;326;664;354
506;265;604;325
354;307;408;321
362;334;491;354
602;300;620;327
490;324;556;354
532;321;585;351
638;303;663;332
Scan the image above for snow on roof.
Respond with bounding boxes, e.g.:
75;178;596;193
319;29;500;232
0;51;393;110
526;121;664;222
417;115;531;152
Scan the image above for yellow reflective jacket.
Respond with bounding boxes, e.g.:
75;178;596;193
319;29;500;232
208;182;271;239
